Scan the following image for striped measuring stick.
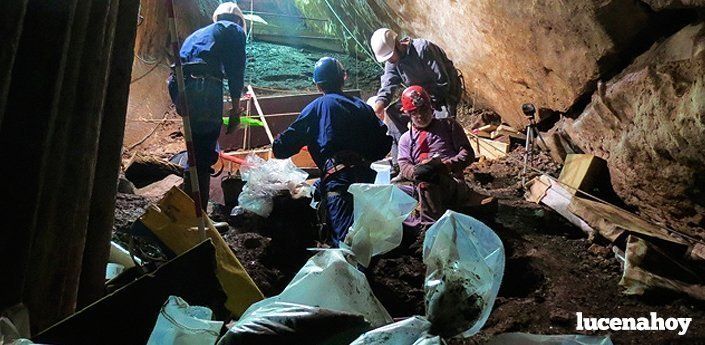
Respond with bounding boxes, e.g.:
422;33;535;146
165;0;207;241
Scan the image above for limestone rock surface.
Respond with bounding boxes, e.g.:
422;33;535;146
560;23;705;237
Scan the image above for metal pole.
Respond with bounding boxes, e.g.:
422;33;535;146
166;0;206;241
522;123;532;186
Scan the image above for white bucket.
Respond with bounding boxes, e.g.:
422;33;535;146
370;162;391;185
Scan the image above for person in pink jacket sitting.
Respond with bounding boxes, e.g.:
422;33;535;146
395;85;493;228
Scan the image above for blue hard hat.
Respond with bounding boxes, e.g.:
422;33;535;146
312;57;345;86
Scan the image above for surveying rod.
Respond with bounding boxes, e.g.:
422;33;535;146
166;0;207;241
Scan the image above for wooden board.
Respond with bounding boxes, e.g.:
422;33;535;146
568;196;686;245
491;125;526;140
478;124;498;132
468;135;509;160
558;154;607;195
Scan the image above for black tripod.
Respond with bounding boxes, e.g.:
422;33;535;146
521;103;547;185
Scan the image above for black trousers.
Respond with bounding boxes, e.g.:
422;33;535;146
169;75;223;207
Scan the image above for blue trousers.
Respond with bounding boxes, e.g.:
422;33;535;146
325;191;354;247
319;167;376;247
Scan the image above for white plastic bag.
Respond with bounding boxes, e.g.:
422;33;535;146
422;210;505;338
487;333;613;345
349;316;442;345
343;184;417;267
218;301;371;345
220;249;393;345
146;296;223;345
237;155;309;217
350;211;505;344
234;250;392;328
370;161;392;185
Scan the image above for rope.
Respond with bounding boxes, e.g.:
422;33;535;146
249;84;318;94
126;114;169;150
130;59;162;84
135;52;161;65
321;0;382;68
466;132;705;246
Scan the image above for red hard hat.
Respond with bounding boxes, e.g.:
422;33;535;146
400;85;431;112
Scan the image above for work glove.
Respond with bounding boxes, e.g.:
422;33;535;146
225;107;241;134
414;157;449;183
413;163;437;183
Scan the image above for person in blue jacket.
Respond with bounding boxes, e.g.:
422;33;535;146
273;57;392;247
167;2;246;207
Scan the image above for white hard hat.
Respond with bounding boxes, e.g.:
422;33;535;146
212;2;247;32
370;28;398;63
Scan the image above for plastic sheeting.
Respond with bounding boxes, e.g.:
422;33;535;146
423;210;505;337
231;250;392;329
218;302;371;345
237;155;309;217
0;317;31;345
219;250;392;344
487;333;613;345
146;296;223;345
343;184;417;267
348;316;442;345
350;211;505;343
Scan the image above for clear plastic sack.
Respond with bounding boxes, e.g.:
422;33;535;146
146;296;223;345
349;316;442;345
343;184;417;267
232;250;392;329
422;210;505;338
487;333;613;345
237;155;309;217
218;301;371;345
350;211;505;344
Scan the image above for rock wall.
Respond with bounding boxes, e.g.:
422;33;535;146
126;0;218;146
293;0;395;61
361;0;654;128
558;22;705;237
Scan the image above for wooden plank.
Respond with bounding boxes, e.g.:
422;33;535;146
247;85;274;144
621;235;705;301
478;124;498;132
497;124;519;133
491;125;526;140
524;175;595;236
471;129;492;138
558;154;607;195
468;134;509;160
568;197;687;245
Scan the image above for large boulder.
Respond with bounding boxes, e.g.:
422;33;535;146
367;0;651;128
559;22;705;238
